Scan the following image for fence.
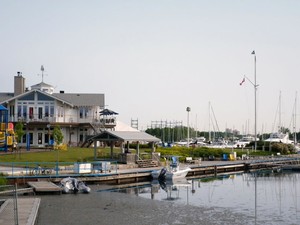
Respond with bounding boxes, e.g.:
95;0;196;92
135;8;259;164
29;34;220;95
0;161;118;178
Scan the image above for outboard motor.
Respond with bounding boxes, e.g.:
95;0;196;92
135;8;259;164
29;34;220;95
72;178;79;193
158;167;167;180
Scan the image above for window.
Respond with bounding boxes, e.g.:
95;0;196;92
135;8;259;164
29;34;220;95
23;105;27;118
80;108;84;118
84;108;88;118
18;105;22;117
50;106;54;117
38;107;43;119
45;105;49;117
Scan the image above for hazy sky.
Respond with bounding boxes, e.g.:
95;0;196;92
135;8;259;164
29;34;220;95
1;1;300;134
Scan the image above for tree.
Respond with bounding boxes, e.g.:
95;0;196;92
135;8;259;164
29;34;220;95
53;125;64;146
14;121;25;157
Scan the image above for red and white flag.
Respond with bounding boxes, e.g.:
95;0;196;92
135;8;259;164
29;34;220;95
240;77;245;85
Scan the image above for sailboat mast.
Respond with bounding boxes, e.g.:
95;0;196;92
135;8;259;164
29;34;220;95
208;102;211;142
294;92;297;144
279;91;282;132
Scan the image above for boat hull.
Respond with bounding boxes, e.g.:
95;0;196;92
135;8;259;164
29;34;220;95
151;167;191;180
165;168;191;180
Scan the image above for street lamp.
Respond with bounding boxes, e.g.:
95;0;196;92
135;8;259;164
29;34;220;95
186;107;191;148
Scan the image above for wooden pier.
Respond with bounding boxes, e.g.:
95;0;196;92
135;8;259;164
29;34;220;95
6;157;300;187
27;181;62;194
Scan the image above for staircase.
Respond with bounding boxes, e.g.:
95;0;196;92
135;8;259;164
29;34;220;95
80;135;94;148
136;159;159;168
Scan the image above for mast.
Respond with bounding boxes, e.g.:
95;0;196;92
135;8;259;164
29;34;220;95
208;102;211;142
279;91;282;132
294;92;297;144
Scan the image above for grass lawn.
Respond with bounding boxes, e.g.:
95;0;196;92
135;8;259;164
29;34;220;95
0;147;102;163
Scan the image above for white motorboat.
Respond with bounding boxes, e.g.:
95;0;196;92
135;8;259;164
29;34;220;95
59;177;91;194
264;132;293;144
151;156;191;180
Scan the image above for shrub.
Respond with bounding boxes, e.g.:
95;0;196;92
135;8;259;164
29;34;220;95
0;173;7;186
54;144;68;151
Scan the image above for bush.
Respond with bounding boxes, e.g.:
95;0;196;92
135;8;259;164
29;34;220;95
270;143;295;154
54;144;68;151
0;173;7;186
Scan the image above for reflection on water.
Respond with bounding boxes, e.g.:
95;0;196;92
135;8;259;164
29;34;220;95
103;171;300;225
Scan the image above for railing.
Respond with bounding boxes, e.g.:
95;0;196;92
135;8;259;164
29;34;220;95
8;115;118;126
0;161;118;178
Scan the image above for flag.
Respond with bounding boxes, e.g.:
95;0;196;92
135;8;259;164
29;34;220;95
240;77;245;85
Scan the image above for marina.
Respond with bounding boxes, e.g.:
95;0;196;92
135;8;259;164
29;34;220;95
0;156;300;225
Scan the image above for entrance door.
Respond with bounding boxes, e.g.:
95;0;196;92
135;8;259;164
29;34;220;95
38;132;43;145
38;107;43;119
29;107;34;119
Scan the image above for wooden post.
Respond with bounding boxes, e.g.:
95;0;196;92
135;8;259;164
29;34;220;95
137;141;140;159
110;141;114;159
94;140;97;160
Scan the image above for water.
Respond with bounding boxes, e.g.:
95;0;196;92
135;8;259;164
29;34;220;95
110;171;300;225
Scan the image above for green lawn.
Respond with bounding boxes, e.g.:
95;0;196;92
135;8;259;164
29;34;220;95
0;147;100;163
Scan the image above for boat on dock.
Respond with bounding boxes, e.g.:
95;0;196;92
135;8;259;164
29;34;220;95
151;156;191;180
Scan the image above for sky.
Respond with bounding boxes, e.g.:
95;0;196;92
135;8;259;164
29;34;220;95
1;0;300;134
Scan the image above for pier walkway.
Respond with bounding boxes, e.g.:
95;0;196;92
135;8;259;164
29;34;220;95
0;198;40;225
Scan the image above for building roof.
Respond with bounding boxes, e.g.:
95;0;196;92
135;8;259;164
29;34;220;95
53;93;104;107
0;93;14;103
0;89;73;107
114;121;138;132
91;130;160;142
31;81;54;88
0;90;104;108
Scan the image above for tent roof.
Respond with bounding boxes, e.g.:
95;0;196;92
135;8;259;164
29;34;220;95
0;105;8;111
91;130;160;142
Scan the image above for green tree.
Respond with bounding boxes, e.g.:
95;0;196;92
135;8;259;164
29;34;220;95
15;121;25;144
15;121;25;158
53;125;64;146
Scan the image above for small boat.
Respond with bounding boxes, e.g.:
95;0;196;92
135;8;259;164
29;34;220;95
59;177;91;194
151;156;191;180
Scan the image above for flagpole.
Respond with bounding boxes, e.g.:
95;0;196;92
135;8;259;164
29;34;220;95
241;51;258;151
252;50;257;151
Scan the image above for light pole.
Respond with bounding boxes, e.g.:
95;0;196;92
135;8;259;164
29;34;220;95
186;107;191;148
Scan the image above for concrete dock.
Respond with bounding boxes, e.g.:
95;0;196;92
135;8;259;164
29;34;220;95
0;198;40;225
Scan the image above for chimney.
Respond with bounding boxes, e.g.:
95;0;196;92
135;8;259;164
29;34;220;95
14;72;25;96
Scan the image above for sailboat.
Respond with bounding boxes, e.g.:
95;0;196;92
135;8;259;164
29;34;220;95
264;91;293;144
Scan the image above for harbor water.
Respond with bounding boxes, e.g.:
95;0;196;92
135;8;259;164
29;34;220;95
111;171;300;225
36;170;300;225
